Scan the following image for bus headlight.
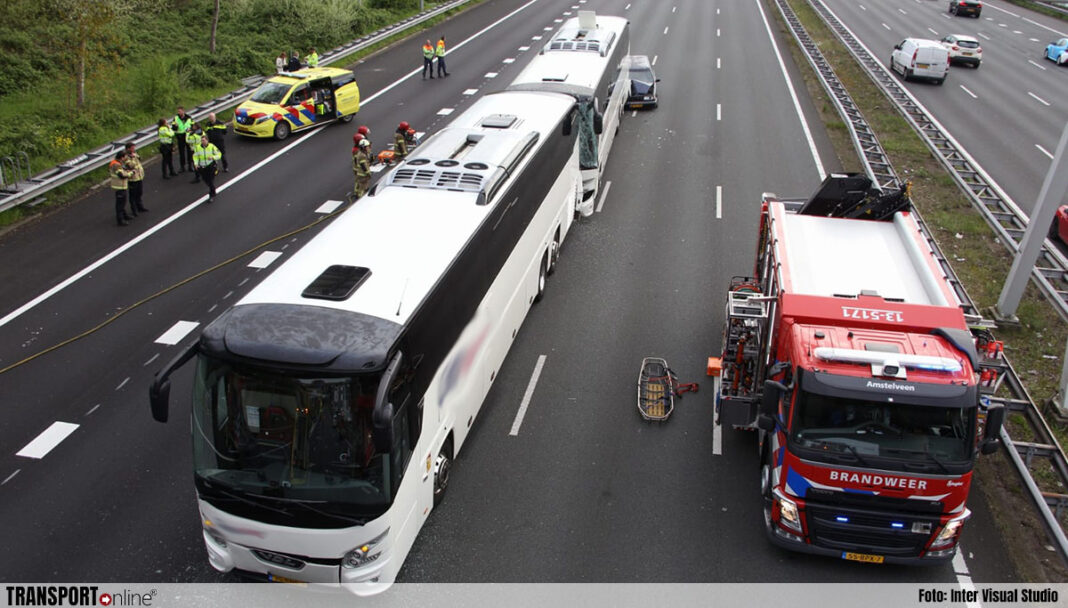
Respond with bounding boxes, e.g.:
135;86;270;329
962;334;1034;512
930;514;968;549
342;528;389;569
774;490;803;533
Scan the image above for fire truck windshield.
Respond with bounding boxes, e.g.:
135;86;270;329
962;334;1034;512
789;389;976;468
190;356;391;528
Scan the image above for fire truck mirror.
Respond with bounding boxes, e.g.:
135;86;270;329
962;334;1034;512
760;381;782;418
980;405;1005;455
756;414;776;432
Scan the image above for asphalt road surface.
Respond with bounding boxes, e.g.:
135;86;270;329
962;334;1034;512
0;0;1024;587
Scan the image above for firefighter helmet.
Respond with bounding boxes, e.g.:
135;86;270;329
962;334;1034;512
399;121;410;131
357;125;370;136
353;133;364;145
358;138;370;149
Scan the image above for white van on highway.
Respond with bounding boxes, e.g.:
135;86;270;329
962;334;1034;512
889;38;949;85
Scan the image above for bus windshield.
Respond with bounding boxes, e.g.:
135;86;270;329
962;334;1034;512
790;389;976;467
191;356;390;527
250;81;292;105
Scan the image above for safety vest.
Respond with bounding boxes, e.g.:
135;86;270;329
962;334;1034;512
158;125;174;145
108;160;129;190
193;142;222;168
423;44;434;59
206;121;227;143
186;130;201;148
173;114;193;134
307;52;319;67
436;40;445;57
125;153;144;182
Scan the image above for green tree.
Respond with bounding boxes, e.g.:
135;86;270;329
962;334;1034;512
50;0;132;108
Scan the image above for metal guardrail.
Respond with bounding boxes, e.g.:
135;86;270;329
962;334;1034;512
0;0;473;214
773;0;1068;565
805;0;1068;324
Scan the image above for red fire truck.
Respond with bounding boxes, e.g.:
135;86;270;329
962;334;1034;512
712;175;1005;565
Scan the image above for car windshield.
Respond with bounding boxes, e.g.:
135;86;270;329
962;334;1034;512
790;389;976;466
629;67;654;84
250;81;293;104
191;356;391;524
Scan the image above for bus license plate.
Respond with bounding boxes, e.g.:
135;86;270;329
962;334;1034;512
843;552;884;564
268;573;308;586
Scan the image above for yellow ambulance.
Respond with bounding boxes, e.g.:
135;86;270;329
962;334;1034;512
233;67;360;140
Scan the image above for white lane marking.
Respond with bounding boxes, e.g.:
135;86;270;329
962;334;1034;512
652;55;658;65
998;23;1007;28
717;28;721;37
952;550;980;608
502;58;515;64
85;404;101;416
754;0;825;179
155;320;199;345
438;107;455;115
223;290;233;299
859;4;866;10
532;35;542;40
673;6;676;13
240;275;252;286
116;377;130;391
518;46;530;51
664;26;669;35
1030;38;1040;42
509;355;547;436
1037;144;1054;160
928;27;939;36
0;0;547;331
544;26;553;31
959;85;977;99
1029;92;1051;106
248;251;283;269
985;3;1019;17
486;72;499;78
717;57;721;69
143;352;159;367
716;185;723;219
631;110;637;117
712;377;722;455
717;8;720;14
315;199;343;213
463;88;478;95
554;18;562;23
207;304;218;313
882;22;891;31
1022;16;1068;37
16;422;79;459
978;32;990;40
1013;30;1022;35
624;3;630;9
595;180;612;213
1029;59;1047;70
2;470;20;485
717;104;722;121
898;8;906;15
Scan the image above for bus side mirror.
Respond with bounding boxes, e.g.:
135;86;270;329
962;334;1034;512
593;111;604;135
562;119;572;137
148;342;198;424
149;378;171;423
980;405;1005;455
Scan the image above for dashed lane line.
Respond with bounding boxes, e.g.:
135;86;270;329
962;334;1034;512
509;355;547;436
16;422;79;459
155;320;199;346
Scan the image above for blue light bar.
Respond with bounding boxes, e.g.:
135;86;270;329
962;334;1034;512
891;522;905;529
835;516;849;523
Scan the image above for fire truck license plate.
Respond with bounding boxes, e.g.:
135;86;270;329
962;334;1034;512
843;552;884;564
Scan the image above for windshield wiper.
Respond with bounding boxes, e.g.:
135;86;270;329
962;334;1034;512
256;494;369;526
884;447;950;474
207;488;294;518
838;442;870;467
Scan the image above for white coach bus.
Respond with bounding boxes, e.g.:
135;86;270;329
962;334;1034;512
507;10;630;214
149;89;582;593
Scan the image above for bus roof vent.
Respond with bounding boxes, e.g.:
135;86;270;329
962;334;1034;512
302;265;371;301
541;74;568;82
577;10;597;30
481;114;517;129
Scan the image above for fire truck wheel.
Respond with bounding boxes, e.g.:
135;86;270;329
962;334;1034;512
760;460;774;532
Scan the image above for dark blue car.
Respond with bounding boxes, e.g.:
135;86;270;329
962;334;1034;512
624;55;659;110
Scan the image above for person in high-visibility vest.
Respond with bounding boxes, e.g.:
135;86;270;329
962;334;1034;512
422;40;435;79
124;142;148;216
186;123;203;183
205;112;229;173
353;137;372;198
193;135;223;203
108;150;133;226
172;106;194;172
157;118;177;179
307;48;319;68
436;36;449;78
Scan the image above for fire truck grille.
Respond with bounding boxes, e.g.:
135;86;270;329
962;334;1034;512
806;505;936;556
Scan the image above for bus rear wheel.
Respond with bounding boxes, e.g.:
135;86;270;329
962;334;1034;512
534;253;548;302
434;441;452;506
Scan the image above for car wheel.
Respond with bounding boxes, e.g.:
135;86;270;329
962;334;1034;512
273;121;291;141
905;68;913;81
974;60;981;69
433;439;452;506
936;77;946;85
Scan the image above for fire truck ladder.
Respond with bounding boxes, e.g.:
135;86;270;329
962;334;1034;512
774;0;1068;564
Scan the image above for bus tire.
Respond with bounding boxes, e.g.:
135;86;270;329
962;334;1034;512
534;253;548;302
433;439;452;506
547;231;561;275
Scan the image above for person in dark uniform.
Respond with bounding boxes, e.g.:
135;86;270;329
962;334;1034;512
205;112;229;173
108;150;133;226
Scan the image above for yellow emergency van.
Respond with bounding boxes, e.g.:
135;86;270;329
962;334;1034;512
233;67;360;140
